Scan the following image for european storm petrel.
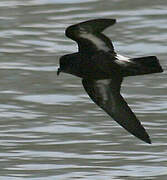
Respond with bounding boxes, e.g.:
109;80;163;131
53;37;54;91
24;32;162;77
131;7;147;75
57;19;163;144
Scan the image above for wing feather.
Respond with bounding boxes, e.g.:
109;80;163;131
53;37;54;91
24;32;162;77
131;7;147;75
65;19;116;53
82;79;151;144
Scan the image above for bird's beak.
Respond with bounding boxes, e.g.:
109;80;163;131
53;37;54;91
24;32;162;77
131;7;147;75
57;68;61;76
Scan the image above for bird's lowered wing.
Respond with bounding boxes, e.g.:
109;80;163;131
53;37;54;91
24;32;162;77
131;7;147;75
82;78;151;144
65;19;116;53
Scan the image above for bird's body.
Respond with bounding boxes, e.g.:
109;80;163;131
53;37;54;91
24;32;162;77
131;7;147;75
57;19;163;144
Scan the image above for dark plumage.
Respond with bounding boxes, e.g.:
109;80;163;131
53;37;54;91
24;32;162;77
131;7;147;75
57;19;163;144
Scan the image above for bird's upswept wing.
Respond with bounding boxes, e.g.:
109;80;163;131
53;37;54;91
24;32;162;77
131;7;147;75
65;19;116;53
82;78;151;144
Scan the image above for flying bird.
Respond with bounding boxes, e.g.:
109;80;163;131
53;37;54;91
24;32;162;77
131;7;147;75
57;19;163;144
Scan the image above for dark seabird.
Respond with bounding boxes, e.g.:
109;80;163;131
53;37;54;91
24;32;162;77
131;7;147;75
57;19;163;144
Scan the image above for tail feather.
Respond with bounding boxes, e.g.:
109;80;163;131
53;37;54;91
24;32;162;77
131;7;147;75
122;56;163;77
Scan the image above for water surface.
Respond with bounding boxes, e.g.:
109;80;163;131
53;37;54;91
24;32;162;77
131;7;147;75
0;0;167;179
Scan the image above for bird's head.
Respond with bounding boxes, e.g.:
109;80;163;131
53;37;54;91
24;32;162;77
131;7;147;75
57;55;70;75
57;53;81;77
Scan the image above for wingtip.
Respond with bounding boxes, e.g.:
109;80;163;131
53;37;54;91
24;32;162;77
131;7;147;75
145;137;152;144
132;132;152;144
128;123;152;145
66;18;117;36
137;131;152;144
83;18;117;33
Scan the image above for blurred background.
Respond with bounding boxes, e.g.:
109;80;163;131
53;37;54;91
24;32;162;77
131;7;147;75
0;0;166;179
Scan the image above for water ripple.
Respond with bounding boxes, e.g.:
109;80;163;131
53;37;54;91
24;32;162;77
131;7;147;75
0;0;166;179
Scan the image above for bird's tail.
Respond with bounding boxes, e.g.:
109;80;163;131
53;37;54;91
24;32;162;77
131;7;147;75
122;56;163;77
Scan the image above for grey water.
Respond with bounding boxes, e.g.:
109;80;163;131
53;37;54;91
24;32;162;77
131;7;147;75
0;0;167;179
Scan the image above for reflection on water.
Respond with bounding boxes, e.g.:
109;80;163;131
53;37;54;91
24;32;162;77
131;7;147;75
0;0;166;179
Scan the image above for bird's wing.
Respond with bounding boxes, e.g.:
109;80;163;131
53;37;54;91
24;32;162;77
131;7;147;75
65;19;116;53
82;78;151;144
